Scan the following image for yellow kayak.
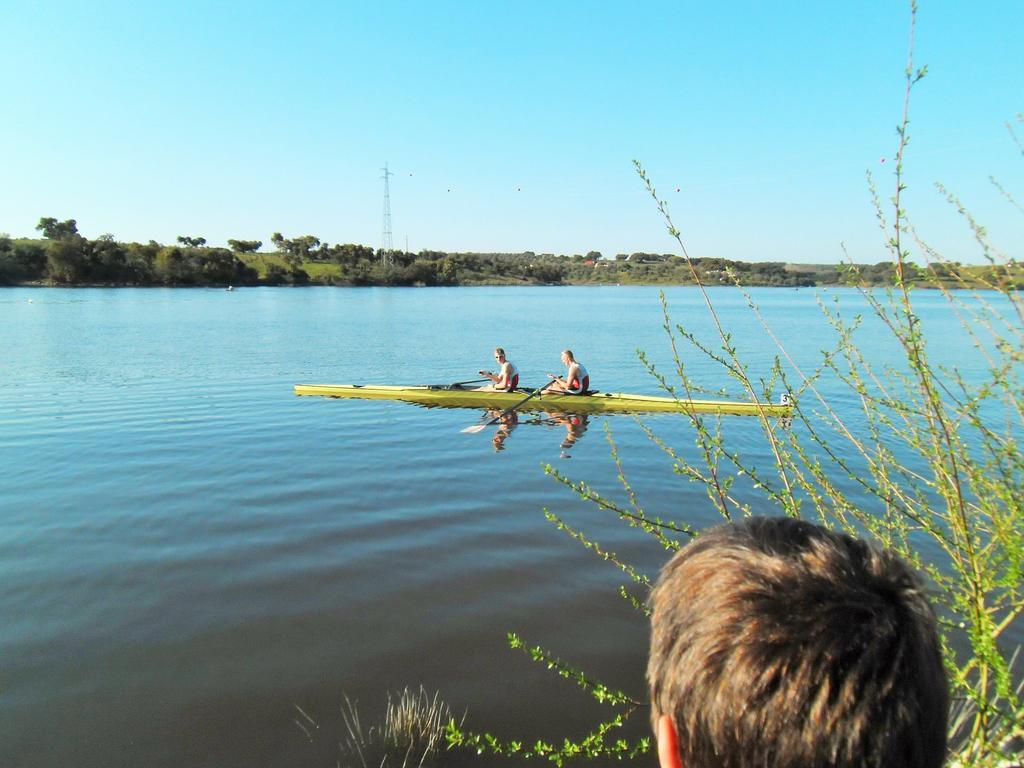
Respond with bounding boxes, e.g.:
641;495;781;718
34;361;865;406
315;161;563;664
293;384;794;417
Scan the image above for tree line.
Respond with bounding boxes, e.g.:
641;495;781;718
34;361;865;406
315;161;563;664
0;217;1014;289
0;219;261;286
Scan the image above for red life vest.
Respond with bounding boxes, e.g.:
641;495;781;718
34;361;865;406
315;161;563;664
567;363;590;394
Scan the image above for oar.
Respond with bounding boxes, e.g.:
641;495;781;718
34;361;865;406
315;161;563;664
461;380;558;434
428;378;489;390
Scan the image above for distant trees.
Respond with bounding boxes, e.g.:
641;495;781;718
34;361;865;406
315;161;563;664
153;245;257;285
6;216;1007;289
1;218;260;285
45;239;90;282
325;243;375;264
928;261;961;279
627;252;670;263
270;232;321;262
227;239;262;253
0;235;46;284
154;247;188;283
438;258;457;285
36;217;81;240
0;236;14;282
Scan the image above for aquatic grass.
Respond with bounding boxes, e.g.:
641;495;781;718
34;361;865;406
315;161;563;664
446;3;1023;765
297;687;457;768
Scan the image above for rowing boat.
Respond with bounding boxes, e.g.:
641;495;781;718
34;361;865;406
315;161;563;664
293;384;794;417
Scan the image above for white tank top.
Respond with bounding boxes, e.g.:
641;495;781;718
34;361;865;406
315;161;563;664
501;361;519;390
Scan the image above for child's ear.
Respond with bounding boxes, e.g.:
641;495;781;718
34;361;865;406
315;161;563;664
657;714;683;768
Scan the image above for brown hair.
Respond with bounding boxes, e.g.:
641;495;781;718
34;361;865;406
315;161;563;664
562;349;575;361
494;348;506;358
648;517;948;768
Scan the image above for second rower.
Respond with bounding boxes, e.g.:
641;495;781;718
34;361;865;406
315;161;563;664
547;349;590;394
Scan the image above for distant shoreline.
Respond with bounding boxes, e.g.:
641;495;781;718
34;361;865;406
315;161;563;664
1;280;996;291
3;232;1017;290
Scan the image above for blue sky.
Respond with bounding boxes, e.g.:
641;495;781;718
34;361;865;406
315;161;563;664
1;1;1021;263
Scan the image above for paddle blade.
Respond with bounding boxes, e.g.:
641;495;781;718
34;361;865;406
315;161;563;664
461;424;488;434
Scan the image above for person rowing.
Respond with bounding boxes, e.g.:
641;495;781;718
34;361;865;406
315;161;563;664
477;347;520;391
547;349;590;394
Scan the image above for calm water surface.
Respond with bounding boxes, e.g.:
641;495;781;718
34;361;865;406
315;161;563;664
0;286;1015;767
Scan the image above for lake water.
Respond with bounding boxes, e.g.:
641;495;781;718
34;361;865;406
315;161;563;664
0;285;1017;767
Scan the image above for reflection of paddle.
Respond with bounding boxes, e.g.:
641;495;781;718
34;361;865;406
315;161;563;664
461;380;557;434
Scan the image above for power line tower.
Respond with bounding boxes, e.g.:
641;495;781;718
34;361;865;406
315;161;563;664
380;162;394;270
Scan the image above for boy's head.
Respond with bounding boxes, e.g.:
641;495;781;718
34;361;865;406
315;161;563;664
648;517;948;768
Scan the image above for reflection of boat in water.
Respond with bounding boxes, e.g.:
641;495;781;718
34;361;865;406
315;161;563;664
293;384;793;417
